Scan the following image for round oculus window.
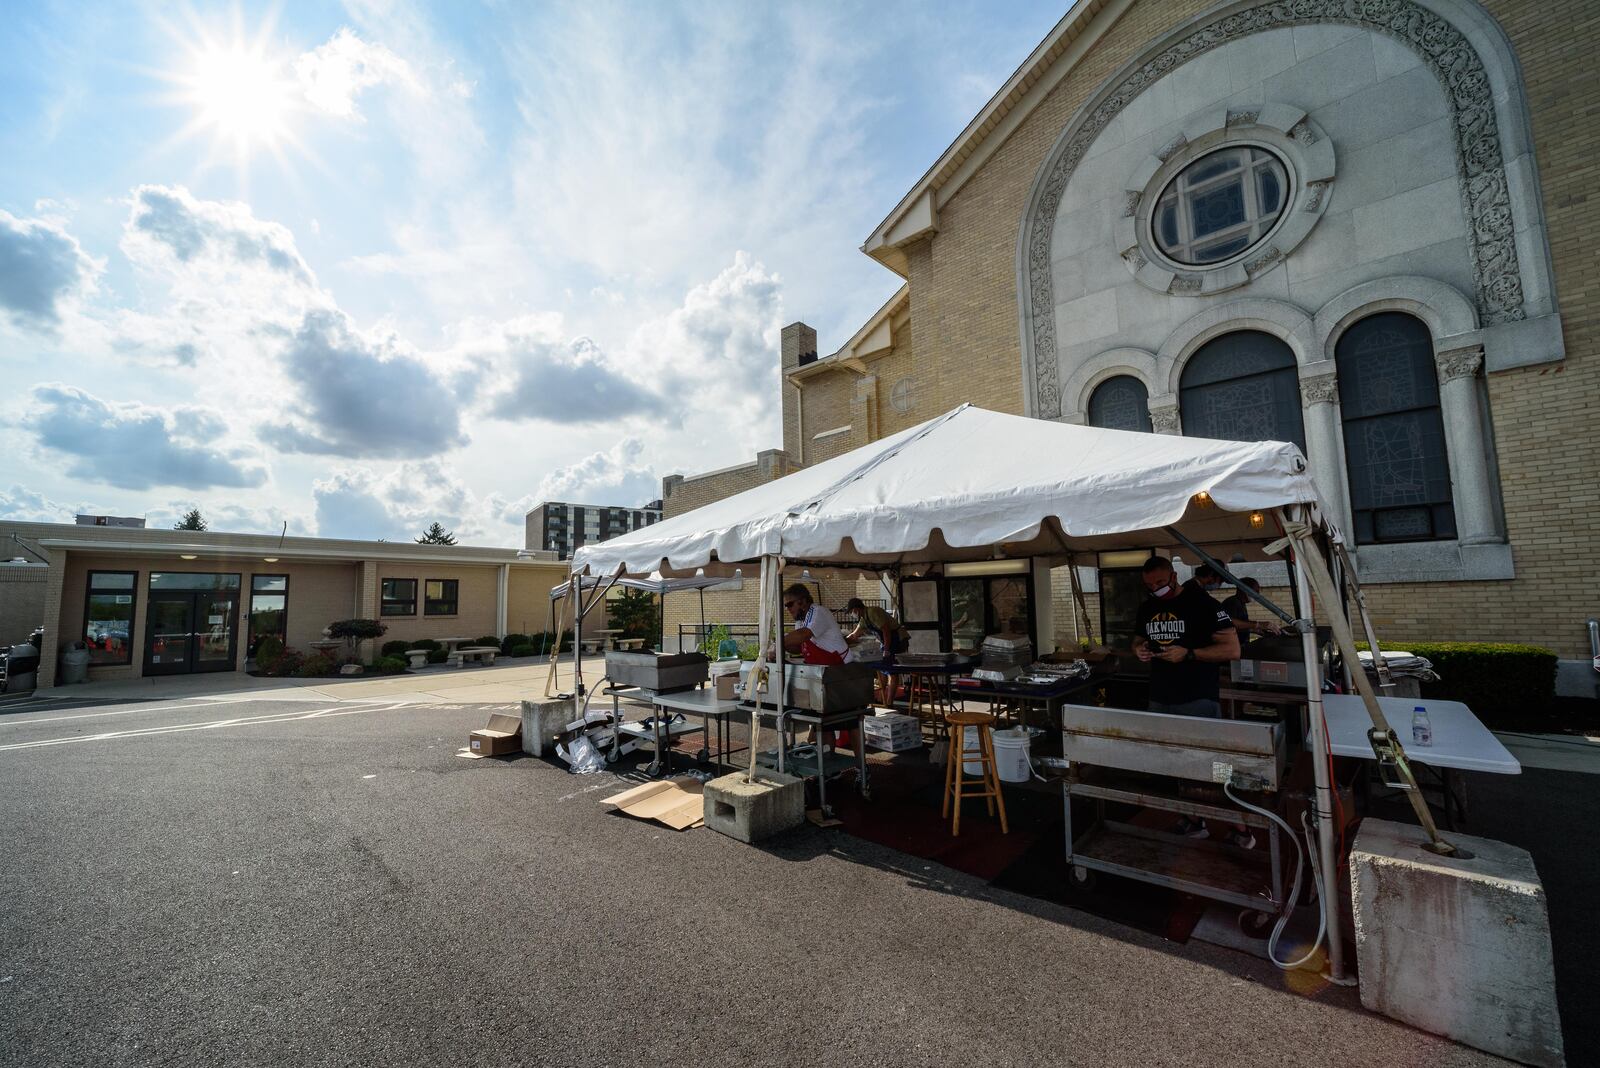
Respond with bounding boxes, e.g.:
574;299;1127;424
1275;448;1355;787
1151;146;1289;267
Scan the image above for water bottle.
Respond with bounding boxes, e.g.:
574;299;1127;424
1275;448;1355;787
1411;705;1433;747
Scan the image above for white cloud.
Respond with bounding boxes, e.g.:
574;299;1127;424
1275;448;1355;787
144;499;314;537
531;438;658;508
294;28;420;120
0;209;101;331
312;459;499;543
0;484;82;524
20;384;268;491
259;309;467;459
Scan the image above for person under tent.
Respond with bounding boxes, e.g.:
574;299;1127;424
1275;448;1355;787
780;584;848;665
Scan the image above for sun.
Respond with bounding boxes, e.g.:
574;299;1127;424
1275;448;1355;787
189;43;293;154
148;7;314;183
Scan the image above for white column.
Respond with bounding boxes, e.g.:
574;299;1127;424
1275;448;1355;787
1435;345;1499;546
496;564;510;637
1299;371;1353;537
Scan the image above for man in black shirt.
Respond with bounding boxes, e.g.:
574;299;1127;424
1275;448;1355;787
1134;556;1240;716
1221;577;1281;641
1134;556;1250;846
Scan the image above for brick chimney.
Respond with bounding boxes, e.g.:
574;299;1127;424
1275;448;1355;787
781;322;817;372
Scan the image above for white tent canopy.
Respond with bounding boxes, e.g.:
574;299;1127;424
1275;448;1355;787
549;571;739;601
570;404;1337;578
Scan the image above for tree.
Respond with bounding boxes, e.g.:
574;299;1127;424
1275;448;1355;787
327;618;387;662
416;522;457;545
174;508;207;531
608;588;660;643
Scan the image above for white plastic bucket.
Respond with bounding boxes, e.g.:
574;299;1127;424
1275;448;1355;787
990;728;1033;783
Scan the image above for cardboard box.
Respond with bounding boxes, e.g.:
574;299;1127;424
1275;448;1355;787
715;672;738;700
468;712;523;757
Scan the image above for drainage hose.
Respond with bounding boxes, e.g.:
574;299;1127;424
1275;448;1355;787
1223;778;1327;971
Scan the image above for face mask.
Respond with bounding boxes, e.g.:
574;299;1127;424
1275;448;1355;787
1150;584;1173;599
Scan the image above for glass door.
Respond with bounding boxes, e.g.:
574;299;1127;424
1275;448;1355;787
143;591;239;674
194;592;238;672
144;594;195;675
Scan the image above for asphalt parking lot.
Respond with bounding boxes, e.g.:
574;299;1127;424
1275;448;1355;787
0;693;1543;1067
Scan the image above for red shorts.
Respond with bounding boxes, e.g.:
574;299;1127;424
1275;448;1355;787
800;640;846;666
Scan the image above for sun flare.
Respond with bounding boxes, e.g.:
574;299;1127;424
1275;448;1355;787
190;44;292;151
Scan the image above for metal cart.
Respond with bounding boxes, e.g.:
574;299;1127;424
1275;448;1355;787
1059;703;1289;930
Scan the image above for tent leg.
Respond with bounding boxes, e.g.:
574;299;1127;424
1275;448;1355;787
1333;542;1395;694
1287;523;1351;986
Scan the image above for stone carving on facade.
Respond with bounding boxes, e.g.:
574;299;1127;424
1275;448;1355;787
1024;0;1528;419
1121;248;1147;271
1303;180;1330;213
1243;246;1283;275
1121;189;1142;217
1226;107;1260;127
1155;133;1189;162
1149;404;1182;434
1170;274;1202;293
1435;345;1485;383
1299;372;1339;406
1288;118;1319;145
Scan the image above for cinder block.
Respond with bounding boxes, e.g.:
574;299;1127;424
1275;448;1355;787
702;771;805;844
521;697;573;758
1352;818;1565;1068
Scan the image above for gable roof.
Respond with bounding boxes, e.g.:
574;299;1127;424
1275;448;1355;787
860;0;1134;276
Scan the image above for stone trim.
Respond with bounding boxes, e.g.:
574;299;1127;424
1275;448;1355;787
1435;345;1485;383
1020;0;1531;419
1299;373;1339;406
1149;403;1182;435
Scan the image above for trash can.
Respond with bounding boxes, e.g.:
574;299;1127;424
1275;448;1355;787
58;640;91;685
1;641;40;693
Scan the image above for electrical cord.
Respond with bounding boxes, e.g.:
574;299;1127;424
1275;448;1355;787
1223;778;1327;971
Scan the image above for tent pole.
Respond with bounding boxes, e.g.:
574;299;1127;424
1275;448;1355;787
1283;518;1350;985
1164;526;1295;626
1332;541;1394;693
1065;552;1095;645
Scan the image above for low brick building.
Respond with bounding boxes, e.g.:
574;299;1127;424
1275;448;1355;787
0;521;568;688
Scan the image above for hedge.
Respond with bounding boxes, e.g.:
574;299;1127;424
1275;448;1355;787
1368;641;1557;729
380;640;410;658
500;633;529;655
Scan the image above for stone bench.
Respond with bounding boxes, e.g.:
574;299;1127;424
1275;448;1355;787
404;649;433;669
616;638;646;651
448;646;499;668
579;639;607;655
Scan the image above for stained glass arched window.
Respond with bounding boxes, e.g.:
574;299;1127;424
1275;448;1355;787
1087;375;1152;432
1178;331;1305;450
1336;312;1455;544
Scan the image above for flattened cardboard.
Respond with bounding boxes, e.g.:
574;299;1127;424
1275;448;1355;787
601;777;706;831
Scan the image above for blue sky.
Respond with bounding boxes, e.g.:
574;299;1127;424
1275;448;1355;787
0;0;1066;544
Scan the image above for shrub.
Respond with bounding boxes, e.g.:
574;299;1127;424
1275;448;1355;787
698;624;731;659
1404;642;1557;729
411;638;441;652
473;634;501;649
257;647;303;677
381;640;410;658
368;656;407;675
510;643;536;658
254;635;285;663
294;654;337;677
426;649;449;664
500;633;529;655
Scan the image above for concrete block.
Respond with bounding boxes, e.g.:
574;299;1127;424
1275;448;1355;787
702;771;805;844
1351;818;1564;1067
521;697;573;758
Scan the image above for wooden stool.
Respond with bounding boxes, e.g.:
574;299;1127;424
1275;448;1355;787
942;710;1008;837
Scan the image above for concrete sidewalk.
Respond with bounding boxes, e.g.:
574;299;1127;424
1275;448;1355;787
6;657;584;709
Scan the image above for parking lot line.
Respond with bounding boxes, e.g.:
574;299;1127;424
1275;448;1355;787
0;701;408;753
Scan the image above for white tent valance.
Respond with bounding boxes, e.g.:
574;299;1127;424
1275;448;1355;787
570;404;1336;577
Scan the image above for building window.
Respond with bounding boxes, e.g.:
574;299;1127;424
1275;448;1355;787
381;578;417;616
248;575;288;657
424;579;459;616
84;570;137;666
1153;147;1288;266
1179;331;1305;451
1087;375;1152;432
1336;312;1456;544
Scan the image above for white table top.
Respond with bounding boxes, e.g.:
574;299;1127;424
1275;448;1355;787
650;688;739;716
1320;694;1520;775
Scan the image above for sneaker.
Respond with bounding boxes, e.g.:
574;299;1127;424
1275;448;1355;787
1223;828;1257;850
1172;816;1209;838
